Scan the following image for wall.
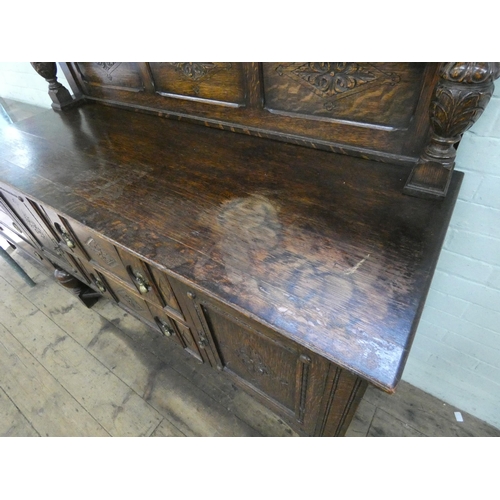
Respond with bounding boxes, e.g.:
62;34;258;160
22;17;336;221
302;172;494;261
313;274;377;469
1;62;499;429
402;82;500;430
0;62;71;108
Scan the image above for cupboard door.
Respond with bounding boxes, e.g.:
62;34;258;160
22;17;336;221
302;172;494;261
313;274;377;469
180;285;328;432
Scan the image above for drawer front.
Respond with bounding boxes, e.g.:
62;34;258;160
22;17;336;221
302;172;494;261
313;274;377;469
0;187;58;251
75;259;116;302
147;303;203;362
115;247;165;308
103;272;156;325
147;265;184;321
0;204;38;248
40;209;134;285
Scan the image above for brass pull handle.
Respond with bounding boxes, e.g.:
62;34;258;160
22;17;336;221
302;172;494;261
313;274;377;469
157;319;174;337
187;291;196;300
61;229;75;249
55;247;64;257
198;337;208;349
93;277;106;294
133;271;150;295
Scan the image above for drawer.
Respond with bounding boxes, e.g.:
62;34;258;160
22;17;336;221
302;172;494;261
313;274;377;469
102;272;157;325
75;260;117;302
0;187;59;251
0;222;49;268
0;204;38;248
147;303;203;362
116;247;185;320
38;206;134;284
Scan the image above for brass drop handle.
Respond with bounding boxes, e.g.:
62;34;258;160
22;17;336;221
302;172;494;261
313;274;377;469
133;271;150;294
198;337;208;349
93;277;106;294
61;229;75;248
187;291;196;300
158;319;174;337
55;247;64;257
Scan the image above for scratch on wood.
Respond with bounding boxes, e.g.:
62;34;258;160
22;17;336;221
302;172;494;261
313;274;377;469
344;254;370;275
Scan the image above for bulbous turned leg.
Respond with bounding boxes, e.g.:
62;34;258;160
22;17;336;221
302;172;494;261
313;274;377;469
53;266;101;308
31;62;75;111
404;62;500;199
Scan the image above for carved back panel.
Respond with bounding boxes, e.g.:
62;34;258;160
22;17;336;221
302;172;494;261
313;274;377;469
62;62;440;166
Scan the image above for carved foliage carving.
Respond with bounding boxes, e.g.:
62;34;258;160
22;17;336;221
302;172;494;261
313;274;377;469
274;62;401;112
169;62;218;80
235;345;271;376
289;62;377;97
430;84;493;140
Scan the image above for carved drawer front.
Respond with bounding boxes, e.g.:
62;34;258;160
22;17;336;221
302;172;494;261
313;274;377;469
180;286;328;432
74;259;116;302
0;220;48;268
40;211;134;286
146;265;184;321
147;303;203;362
37;205;93;261
102;272;157;326
0;187;59;252
148;63;246;107
0;205;37;249
114;248;169;310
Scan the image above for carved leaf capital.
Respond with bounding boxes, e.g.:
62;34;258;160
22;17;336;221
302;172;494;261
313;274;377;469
440;62;500;84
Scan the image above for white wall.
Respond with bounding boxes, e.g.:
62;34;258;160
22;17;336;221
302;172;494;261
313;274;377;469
0;62;72;108
1;62;499;429
403;82;500;429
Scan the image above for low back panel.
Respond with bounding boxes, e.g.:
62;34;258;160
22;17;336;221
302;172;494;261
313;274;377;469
63;62;439;165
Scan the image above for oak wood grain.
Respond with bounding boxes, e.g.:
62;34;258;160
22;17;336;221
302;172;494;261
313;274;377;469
0;104;461;392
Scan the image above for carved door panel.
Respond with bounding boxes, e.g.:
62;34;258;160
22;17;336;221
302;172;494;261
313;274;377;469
0;187;59;253
178;284;329;433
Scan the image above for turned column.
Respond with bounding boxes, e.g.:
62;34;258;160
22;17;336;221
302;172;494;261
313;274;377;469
30;62;77;111
404;62;500;199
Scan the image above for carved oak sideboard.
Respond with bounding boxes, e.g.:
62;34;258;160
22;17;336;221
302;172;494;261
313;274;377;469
0;62;498;436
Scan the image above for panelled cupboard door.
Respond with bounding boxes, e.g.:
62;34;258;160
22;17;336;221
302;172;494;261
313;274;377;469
176;283;329;435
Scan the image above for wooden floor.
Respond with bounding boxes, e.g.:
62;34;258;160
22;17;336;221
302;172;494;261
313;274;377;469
1;97;499;438
0;247;499;437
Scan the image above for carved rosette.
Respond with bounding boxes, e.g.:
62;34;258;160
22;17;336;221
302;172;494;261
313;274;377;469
404;62;500;198
31;62;76;111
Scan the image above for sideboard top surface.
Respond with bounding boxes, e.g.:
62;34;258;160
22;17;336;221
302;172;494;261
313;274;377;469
0;103;461;391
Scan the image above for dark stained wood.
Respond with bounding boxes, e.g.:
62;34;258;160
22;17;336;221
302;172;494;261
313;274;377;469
0;103;462;394
4;62;494;435
61;62;442;166
405;62;500;198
